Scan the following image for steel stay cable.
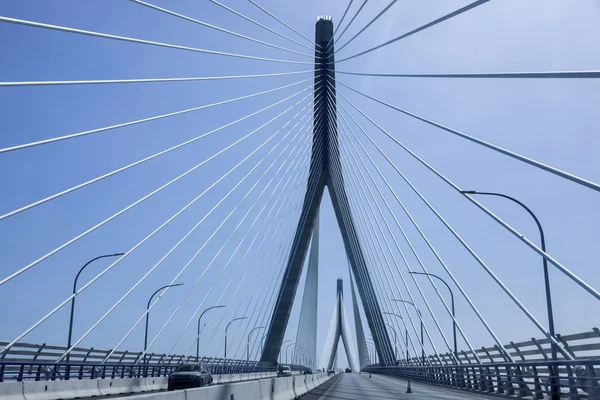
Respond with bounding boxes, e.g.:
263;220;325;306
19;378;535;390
336;87;578;361
322;176;393;364
176;105;320;362
0;70;312;87
243;122;329;362
129;0;313;57
336;121;437;364
337;109;467;364
334;94;476;362
334;87;516;362
323;0;354;51
197;137;314;360
335;69;600;79
61;95;315;363
335;79;600;194
0;86;310;286
238;166;310;362
337;100;490;364
126;96;317;360
322;98;395;364
324;97;415;360
0;77;309;155
334;0;398;55
335;0;491;64
248;115;330;362
247;0;318;48
161;105;318;357
325;98;424;364
199;105;325;359
101;98;315;362
191;147;309;359
0;86;313;356
340;79;600;300
0;83;312;288
336;84;600;313
322;100;390;358
0;16;312;64
344;195;414;363
208;0;315;52
329;0;367;51
337;114;478;365
242;117;328;363
1;81;313;226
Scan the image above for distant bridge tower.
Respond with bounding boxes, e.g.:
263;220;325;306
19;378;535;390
261;16;395;366
324;279;358;371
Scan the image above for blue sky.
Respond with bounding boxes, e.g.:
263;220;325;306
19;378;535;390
1;0;599;369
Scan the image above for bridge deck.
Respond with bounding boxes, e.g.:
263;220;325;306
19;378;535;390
303;373;499;400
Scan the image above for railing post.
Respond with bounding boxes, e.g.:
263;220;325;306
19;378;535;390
565;364;580;400
79;347;93;380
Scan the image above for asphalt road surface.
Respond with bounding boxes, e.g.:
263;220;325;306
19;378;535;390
301;373;501;400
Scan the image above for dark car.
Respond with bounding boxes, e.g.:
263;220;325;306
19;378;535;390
345;368;352;373
168;363;212;391
303;368;312;375
327;369;335;376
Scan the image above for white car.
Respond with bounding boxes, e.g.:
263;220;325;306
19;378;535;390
278;365;292;377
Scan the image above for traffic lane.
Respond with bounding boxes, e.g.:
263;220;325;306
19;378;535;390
303;372;501;400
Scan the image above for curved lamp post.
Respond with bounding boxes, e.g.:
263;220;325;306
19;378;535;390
67;253;124;368
383;312;409;363
285;342;296;365
384;323;398;362
197;305;226;361
365;340;377;364
461;189;559;399
247;326;265;362
144;283;184;359
409;271;457;357
225;317;247;359
391;299;424;363
280;340;292;364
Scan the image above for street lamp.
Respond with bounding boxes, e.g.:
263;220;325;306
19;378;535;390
383;312;409;363
247;326;265;362
285;342;296;365
461;189;559;398
280;340;292;364
260;334;267;359
197;305;226;361
225;317;247;359
366;340;376;364
409;271;457;358
144;283;184;359
67;253;124;368
384;323;398;362
392;299;424;363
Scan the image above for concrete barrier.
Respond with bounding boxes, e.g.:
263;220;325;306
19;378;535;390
295;375;308;396
144;377;167;391
8;371;333;400
129;390;186;400
273;377;292;400
186;379;262;400
98;377;146;396
23;379;102;400
0;381;25;400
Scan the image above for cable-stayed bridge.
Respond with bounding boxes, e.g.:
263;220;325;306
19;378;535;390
1;1;599;399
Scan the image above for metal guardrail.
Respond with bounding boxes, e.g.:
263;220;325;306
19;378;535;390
0;360;306;382
362;328;600;399
389;328;600;367
0;341;307;382
365;359;600;399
